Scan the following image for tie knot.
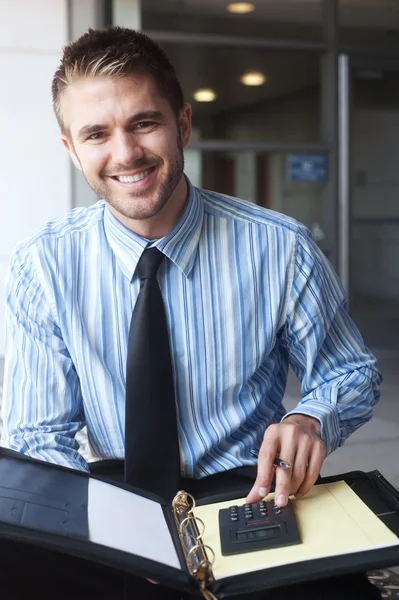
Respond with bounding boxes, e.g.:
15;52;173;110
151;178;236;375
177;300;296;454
137;247;165;280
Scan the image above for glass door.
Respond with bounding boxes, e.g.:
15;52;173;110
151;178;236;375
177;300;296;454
348;59;399;349
184;147;331;258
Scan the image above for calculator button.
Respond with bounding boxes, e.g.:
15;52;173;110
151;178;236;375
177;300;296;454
273;505;282;514
229;507;239;521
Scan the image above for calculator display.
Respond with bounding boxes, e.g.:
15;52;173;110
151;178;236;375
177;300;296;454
235;525;282;542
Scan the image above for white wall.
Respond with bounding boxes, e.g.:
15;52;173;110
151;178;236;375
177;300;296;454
184;149;203;188
0;0;70;355
113;0;142;29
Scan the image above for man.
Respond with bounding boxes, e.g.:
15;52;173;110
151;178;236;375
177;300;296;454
2;26;382;599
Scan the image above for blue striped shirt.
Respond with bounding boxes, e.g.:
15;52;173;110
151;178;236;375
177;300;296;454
2;179;381;477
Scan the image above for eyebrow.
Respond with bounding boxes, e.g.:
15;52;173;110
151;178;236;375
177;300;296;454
76;110;164;141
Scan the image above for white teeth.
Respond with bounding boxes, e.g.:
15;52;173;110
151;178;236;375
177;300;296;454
116;169;152;183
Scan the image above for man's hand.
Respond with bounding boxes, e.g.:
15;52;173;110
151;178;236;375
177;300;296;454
246;414;326;507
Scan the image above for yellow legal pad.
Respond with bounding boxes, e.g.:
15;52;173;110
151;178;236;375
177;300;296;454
194;481;399;580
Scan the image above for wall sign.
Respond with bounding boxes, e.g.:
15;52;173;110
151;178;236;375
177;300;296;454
287;154;327;183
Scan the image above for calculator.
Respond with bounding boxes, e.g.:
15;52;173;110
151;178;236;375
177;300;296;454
218;498;301;555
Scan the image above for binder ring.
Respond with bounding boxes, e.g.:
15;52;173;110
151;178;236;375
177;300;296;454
202;545;215;565
171;489;216;590
179;516;205;538
181;532;198;553
173;490;196;513
188;543;215;566
185;491;196;513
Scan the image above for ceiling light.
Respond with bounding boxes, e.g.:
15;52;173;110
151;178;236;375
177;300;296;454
227;3;255;14
193;88;217;102
240;71;267;86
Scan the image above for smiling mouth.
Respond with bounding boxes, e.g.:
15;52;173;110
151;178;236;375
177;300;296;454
112;167;155;183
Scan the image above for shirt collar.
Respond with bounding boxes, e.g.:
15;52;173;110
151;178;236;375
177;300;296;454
103;177;204;281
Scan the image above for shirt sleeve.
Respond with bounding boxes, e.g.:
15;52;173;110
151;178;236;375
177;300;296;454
281;225;382;456
1;246;89;472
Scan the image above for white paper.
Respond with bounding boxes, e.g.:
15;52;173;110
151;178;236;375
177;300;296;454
88;479;181;570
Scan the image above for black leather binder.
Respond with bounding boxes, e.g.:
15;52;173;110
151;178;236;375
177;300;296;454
0;447;398;599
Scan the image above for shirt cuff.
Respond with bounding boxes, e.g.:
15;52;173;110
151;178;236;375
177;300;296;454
281;399;341;456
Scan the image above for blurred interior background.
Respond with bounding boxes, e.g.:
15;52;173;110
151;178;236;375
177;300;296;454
0;0;398;486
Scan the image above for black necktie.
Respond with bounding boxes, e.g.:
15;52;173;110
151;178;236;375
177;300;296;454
124;247;181;501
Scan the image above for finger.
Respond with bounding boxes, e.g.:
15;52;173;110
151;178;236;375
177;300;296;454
294;439;326;499
273;441;295;507
289;438;313;496
246;427;279;503
273;422;309;506
273;462;293;507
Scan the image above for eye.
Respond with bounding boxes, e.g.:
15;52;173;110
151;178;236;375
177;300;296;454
135;121;157;130
87;132;106;141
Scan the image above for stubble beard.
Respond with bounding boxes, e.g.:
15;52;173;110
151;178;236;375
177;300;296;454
81;134;185;222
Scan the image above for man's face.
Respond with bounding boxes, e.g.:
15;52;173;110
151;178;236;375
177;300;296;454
61;74;191;232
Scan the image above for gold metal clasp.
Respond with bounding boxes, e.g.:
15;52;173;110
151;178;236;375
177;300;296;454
172;490;217;598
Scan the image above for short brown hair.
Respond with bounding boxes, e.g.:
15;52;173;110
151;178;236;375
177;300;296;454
52;26;185;132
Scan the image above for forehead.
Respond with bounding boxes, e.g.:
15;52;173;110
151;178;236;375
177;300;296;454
61;74;172;137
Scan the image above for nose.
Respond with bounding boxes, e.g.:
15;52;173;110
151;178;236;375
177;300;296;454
112;130;144;167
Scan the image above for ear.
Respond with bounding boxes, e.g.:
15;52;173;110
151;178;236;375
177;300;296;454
179;104;192;149
61;135;82;171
